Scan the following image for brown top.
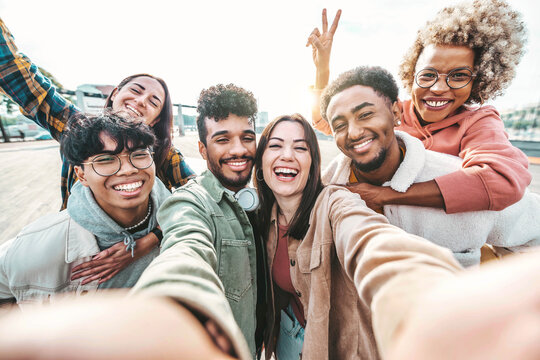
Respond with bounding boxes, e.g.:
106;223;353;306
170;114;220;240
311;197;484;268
272;223;306;327
264;186;462;359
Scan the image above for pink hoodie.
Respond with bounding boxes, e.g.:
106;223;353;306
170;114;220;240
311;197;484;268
398;99;531;213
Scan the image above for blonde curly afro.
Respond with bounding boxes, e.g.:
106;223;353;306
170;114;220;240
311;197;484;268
399;0;527;104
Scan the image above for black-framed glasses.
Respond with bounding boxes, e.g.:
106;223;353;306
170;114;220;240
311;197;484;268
81;148;154;177
415;67;476;89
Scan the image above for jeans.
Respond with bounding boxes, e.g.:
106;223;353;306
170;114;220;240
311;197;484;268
276;303;305;360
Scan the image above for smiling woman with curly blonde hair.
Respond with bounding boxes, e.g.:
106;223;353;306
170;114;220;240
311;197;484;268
399;0;527;105
308;0;532;219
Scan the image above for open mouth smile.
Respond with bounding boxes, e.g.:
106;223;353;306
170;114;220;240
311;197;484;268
113;180;143;194
223;158;251;172
274;167;298;181
423;99;452;109
126;105;142;117
349;138;374;153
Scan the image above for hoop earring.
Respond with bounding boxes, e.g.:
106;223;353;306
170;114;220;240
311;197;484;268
256;168;265;182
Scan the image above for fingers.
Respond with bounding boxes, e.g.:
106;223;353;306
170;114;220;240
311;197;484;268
72;263;112;280
306;27;321;47
82;268;116;285
329;9;342;36
205;320;233;355
72;258;108;273
322;8;328;33
308;33;324;51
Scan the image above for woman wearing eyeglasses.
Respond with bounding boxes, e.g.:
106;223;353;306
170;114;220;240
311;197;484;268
0;19;195;284
308;1;531;215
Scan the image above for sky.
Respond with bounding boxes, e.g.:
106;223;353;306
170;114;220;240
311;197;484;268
1;0;538;120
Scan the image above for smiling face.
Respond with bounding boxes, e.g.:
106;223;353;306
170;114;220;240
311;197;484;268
326;85;401;180
412;44;475;124
261;120;311;203
111;76;166;126
74;132;155;225
198;114;256;192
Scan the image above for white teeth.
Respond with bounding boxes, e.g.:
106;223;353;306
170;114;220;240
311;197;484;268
353;139;373;149
274;167;298;175
426;100;450;107
126;105;142;117
114;181;143;192
228;160;247;166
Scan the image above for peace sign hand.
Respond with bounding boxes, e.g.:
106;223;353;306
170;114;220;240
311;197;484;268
306;8;342;89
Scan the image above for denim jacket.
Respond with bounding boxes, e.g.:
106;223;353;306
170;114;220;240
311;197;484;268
135;170;258;358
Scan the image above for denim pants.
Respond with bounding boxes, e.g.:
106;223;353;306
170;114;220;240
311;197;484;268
276;303;305;360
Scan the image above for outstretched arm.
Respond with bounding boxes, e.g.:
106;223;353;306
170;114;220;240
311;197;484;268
0;18;79;141
0;293;238;360
306;9;341;135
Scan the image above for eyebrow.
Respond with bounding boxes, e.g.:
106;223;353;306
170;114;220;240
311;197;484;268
269;136;307;143
330;101;374;125
133;82;162;104
210;129;256;139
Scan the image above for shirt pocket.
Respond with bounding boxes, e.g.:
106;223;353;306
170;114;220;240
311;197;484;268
219;238;253;302
297;245;331;322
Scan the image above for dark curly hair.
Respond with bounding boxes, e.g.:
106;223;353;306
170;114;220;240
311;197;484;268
196;83;258;144
60;112;156;166
399;0;527;104
320;66;399;123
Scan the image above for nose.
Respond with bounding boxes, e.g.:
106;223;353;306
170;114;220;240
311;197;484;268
134;95;146;108
116;155;139;176
229;138;248;157
430;75;451;93
279;144;294;161
347;122;364;141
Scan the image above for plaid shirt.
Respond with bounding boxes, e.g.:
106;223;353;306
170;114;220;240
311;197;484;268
0;19;195;209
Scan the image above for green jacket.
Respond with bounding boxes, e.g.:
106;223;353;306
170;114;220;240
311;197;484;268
133;170;258;358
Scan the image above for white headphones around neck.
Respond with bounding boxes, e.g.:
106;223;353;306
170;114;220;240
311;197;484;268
225;187;259;212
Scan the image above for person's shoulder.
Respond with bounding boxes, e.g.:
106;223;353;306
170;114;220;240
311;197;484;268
16;211;71;238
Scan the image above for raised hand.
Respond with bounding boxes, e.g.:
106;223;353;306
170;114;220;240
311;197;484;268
306;8;342;89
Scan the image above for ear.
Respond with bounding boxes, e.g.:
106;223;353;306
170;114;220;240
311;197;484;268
110;88;119;102
74;165;90;187
391;99;403;127
198;140;208;160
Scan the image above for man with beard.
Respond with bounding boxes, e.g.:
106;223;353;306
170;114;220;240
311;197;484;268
133;84;265;358
320;66;540;266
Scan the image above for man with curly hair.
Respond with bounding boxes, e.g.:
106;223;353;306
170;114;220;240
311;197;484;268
320;65;540;267
133;84;265;358
308;0;531;216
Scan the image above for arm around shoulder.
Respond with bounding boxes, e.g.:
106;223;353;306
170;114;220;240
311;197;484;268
437;111;531;213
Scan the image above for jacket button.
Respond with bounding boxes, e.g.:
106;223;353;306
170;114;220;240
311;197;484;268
296;290;302;298
290;259;296;266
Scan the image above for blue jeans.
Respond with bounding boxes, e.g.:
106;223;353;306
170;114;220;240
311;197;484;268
276;303;305;360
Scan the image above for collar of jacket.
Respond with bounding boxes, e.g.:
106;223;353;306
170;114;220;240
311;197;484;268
197;169;243;204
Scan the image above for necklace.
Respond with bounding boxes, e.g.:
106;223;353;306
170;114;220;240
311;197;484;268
124;202;152;231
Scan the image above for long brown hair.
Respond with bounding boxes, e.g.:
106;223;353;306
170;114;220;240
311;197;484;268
254;114;324;240
105;73;173;170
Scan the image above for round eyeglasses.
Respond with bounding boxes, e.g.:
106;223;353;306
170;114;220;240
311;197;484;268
415;67;476;89
81;149;154;177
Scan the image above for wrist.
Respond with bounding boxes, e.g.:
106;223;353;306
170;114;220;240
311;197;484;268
315;69;330;89
150;227;163;243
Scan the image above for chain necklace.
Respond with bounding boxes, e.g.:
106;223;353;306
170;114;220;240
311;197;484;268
124;202;152;231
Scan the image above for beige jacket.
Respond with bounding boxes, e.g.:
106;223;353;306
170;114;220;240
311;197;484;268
265;186;462;359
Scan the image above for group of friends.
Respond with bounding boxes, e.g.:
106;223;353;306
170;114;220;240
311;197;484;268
1;0;540;359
